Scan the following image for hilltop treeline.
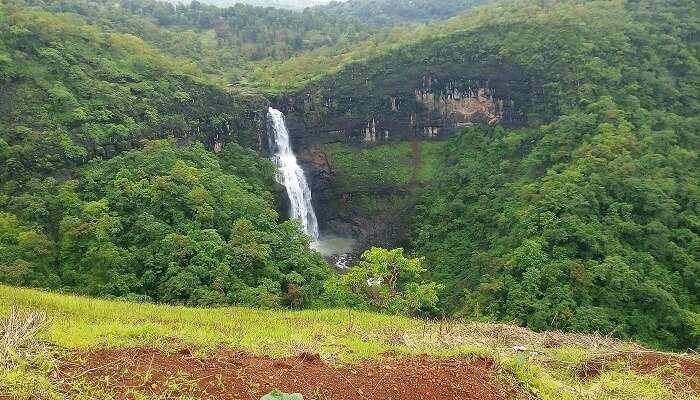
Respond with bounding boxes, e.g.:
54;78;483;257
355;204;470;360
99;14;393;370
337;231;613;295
7;0;482;82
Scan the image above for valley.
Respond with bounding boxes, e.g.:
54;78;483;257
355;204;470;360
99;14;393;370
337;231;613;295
0;0;698;398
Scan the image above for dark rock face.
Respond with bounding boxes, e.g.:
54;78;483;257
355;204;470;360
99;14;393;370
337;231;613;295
278;72;534;148
278;65;541;151
205;94;269;158
296;144;338;230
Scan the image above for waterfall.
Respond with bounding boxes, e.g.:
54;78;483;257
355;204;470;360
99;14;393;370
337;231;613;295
267;107;320;243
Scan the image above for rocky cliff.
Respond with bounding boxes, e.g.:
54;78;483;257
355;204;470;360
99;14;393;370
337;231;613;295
266;30;552;249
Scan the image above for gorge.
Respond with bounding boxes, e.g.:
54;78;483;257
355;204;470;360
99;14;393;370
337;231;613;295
1;0;697;353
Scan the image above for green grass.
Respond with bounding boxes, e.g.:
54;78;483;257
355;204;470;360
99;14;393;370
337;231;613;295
506;355;679;400
0;285;439;362
321;140;445;192
0;285;696;399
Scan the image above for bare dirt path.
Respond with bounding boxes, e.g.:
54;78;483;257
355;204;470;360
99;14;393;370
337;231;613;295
59;348;528;400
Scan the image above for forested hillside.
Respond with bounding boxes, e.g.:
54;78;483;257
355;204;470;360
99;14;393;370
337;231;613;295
401;0;698;349
193;0;333;10
10;0;483;85
0;4;332;307
320;0;485;26
14;0;366;72
264;0;699;349
0;3;263;188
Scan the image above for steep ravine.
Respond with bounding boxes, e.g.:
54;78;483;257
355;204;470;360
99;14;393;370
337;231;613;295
269;88;541;252
260;110;429;253
301;142;422;249
259;29;553;253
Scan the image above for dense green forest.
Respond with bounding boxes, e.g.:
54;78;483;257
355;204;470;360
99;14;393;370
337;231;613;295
319;0;484;27
0;1;443;312
401;0;700;349
1;140;334;306
0;5;329;307
191;0;332;10
264;0;699;349
0;0;698;352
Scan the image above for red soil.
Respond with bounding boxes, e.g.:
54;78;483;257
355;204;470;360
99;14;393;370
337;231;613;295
58;348;527;400
576;351;700;394
632;352;700;393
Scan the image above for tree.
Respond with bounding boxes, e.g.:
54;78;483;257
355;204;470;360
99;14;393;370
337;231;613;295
326;247;443;315
0;212;56;287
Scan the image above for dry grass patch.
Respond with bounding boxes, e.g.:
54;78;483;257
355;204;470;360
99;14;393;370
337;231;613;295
0;306;48;370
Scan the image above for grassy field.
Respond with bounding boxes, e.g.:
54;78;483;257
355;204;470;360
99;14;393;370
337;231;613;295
1;285;698;400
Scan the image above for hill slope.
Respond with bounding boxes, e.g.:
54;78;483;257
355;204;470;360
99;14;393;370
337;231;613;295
19;0;487;82
1;0;698;361
1;285;699;399
193;0;333;10
407;0;700;350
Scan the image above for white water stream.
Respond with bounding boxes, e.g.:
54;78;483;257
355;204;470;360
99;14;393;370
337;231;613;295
267;107;320;242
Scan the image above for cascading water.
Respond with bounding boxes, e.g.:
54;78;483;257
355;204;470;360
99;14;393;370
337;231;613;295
267;107;320;243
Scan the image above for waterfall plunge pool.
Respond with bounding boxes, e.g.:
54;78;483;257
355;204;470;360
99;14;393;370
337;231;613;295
312;235;358;271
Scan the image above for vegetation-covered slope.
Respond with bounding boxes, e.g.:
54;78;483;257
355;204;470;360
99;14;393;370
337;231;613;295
12;0;486;84
1;0;698;357
0;5;335;308
193;0;333;10
0;4;264;176
394;0;699;350
262;0;700;349
0;139;335;307
318;0;486;27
